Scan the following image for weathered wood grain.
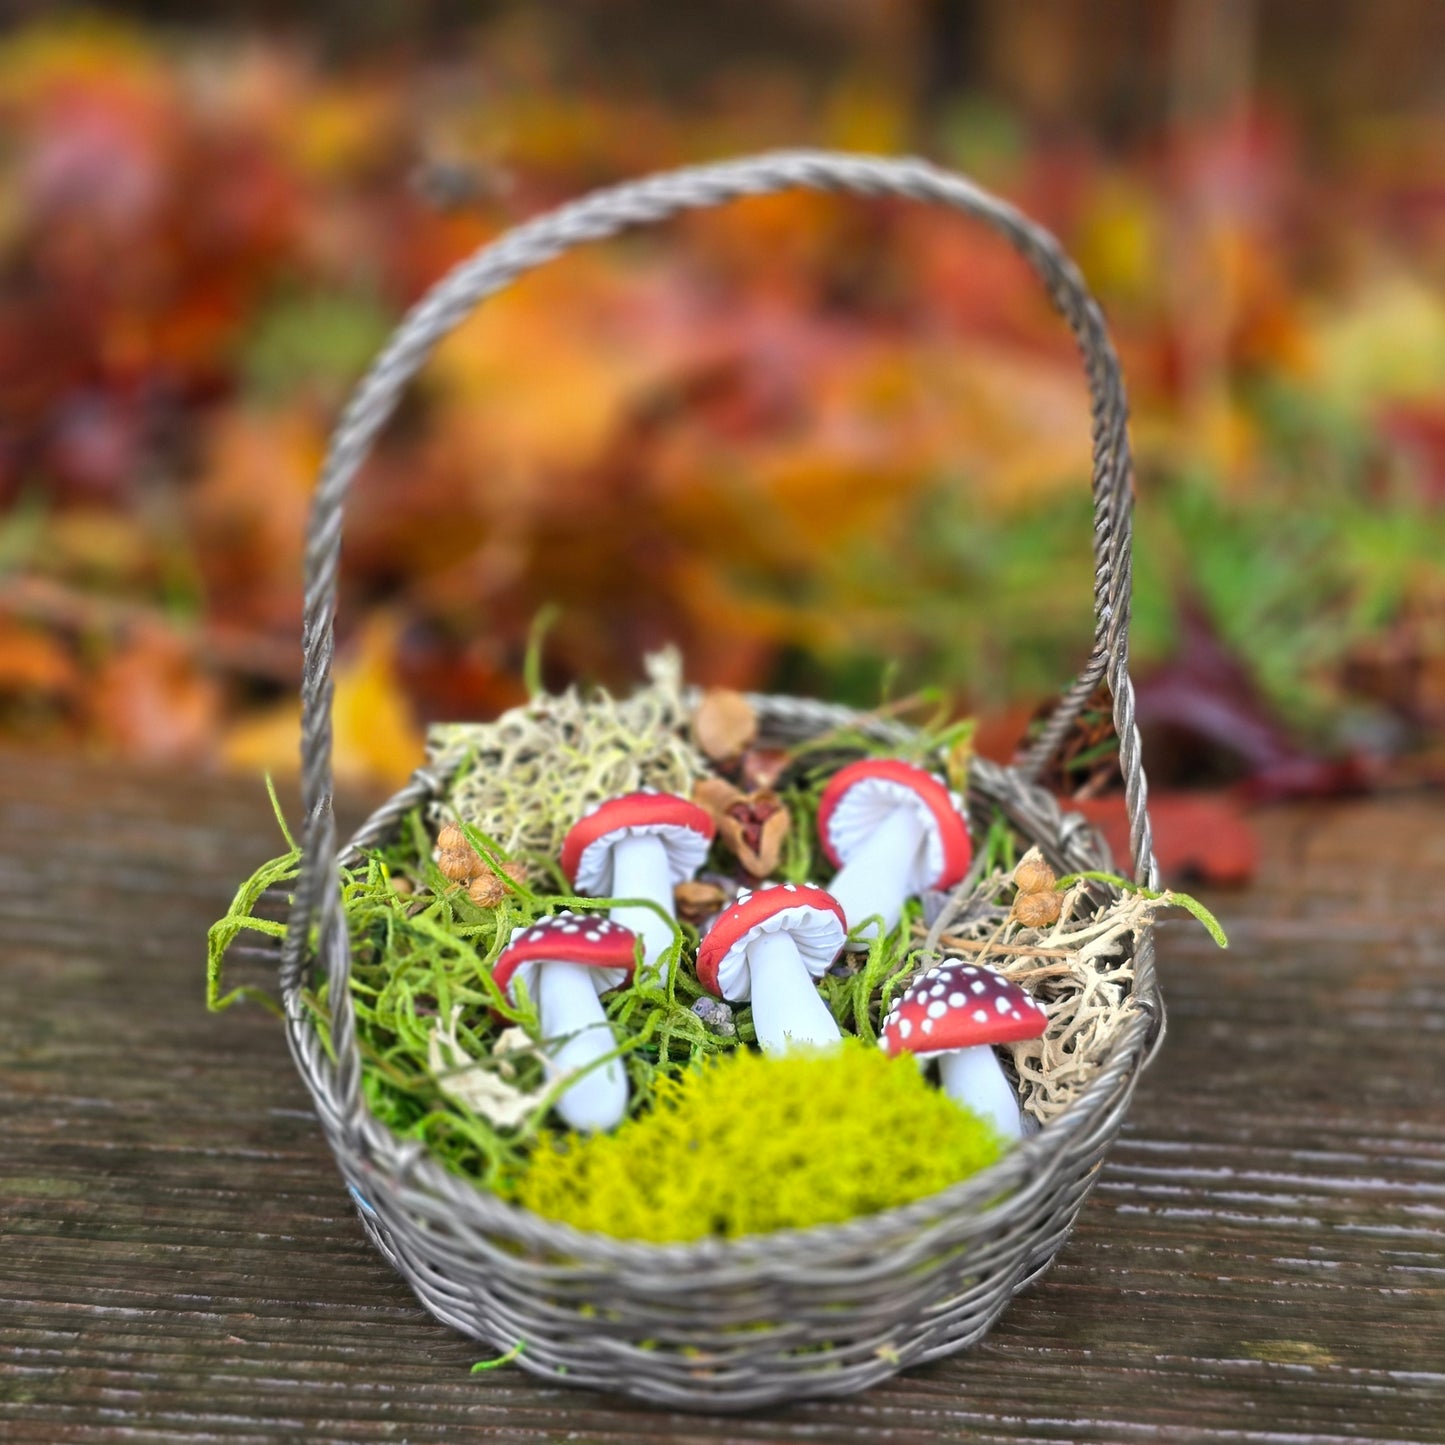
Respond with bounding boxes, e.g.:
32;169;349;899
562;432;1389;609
2;752;1442;1443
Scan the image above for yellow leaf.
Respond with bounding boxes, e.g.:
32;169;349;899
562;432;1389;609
224;612;422;789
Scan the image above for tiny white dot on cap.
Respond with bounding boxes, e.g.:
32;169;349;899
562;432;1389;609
971;980;986;995
973;1009;988;1023
899;1018;913;1039
927;1000;947;1019
920;1018;933;1034
948;992;967;1008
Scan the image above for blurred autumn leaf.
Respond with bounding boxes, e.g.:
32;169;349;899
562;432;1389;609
0;6;1442;793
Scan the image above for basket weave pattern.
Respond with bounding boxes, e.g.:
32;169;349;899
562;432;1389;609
273;152;1161;1410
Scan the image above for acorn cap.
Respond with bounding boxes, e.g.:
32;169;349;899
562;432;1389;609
491;913;638;1004
817;758;971;893
879;961;1047;1058
695;884;846;1001
561;792;716;895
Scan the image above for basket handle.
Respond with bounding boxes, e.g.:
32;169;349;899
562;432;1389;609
282;151;1158;1110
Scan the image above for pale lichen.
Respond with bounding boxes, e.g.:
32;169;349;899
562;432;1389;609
427;649;709;875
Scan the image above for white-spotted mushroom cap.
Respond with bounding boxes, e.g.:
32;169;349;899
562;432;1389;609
817;758;971;893
879;962;1047;1058
560;791;716;895
491;912;638;1006
695;884;846;1002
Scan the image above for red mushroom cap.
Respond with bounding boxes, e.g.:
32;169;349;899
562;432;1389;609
817;758;971;891
560;792;716;894
879;962;1047;1058
696;883;846;1000
491;912;638;1001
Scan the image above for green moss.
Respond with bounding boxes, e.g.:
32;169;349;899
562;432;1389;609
508;1040;1006;1242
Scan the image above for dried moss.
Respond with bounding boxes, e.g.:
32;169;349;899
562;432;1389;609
509;1040;1005;1242
427;648;708;879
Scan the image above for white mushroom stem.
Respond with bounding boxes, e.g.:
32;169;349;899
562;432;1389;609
744;931;841;1054
827;804;929;946
535;961;628;1133
608;832;680;975
937;1045;1024;1141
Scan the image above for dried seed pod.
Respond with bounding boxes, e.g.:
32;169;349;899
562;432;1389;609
693;688;757;762
718;790;791;877
1013;848;1057;896
1012;888;1063;930
437;849;479;883
467;860;528;908
693;776;744;819
435;822;484;882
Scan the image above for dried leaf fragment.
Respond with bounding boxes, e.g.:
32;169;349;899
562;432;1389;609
693;688;757;762
427;1009;549;1128
674;878;727;924
739;746;790;791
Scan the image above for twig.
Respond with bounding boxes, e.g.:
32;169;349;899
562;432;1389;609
920;932;1076;960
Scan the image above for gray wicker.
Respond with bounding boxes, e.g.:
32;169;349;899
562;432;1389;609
274;151;1162;1410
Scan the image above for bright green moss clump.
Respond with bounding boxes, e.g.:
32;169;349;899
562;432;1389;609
509;1039;1006;1242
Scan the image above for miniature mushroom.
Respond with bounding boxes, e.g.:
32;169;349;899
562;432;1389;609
696;884;846;1053
878;962;1048;1140
561;792;715;977
491;913;638;1132
817;758;972;945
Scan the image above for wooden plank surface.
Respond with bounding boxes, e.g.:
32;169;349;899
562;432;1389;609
1;751;1442;1443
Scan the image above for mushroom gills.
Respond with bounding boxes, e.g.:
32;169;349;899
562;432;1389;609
535;959;629;1132
607;832;680;974
827;804;929;945
744;930;841;1054
936;1044;1024;1141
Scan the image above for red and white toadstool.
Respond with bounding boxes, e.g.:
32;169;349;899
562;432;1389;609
561;791;715;976
696;884;846;1054
878;961;1048;1140
492;913;638;1132
817;759;972;944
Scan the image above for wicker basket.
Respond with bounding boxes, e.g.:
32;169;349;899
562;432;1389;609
274;151;1163;1411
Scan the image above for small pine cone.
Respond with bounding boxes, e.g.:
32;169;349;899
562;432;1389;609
468;861;528;907
1013;850;1057;896
1012;888;1062;930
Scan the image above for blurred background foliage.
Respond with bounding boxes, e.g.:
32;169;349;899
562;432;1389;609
1;0;1443;801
